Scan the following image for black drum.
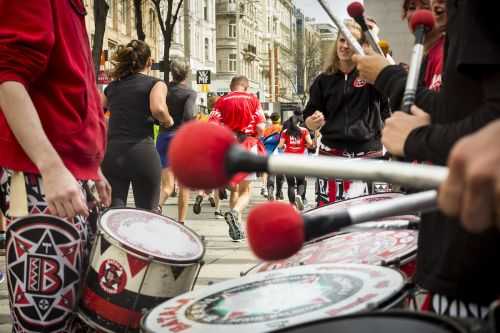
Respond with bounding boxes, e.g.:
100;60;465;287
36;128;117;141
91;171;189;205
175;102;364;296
272;311;468;333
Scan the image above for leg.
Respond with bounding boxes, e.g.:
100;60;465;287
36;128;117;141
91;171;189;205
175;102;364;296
101;148;131;208
295;176;306;210
130;142;162;211
178;185;190;223
159;168;175;206
224;181;249;241
276;174;285;200
286;175;296;204
229;186;239;209
267;174;275;200
234;180;251;214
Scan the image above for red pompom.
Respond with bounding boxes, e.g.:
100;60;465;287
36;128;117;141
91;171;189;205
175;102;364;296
247;202;305;261
410;9;435;33
347;1;364;18
168;121;236;189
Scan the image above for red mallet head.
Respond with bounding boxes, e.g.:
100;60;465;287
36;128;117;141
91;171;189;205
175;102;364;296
247;202;305;261
347;1;364;19
410;9;435;33
168;121;236;189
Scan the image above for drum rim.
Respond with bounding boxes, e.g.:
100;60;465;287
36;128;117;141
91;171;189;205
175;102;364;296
6;213;80;232
98;207;205;264
140;264;408;331
77;310;117;333
270;309;469;333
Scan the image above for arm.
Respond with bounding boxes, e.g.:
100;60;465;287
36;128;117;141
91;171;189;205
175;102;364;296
277;137;286;150
404;71;500;164
150;81;173;127
305;132;314;149
183;90;197;122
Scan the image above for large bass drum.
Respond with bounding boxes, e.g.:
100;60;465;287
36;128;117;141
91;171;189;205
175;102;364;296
78;208;205;333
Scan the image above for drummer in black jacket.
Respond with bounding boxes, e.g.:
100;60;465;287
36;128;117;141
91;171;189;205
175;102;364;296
303;20;390;206
353;0;500;318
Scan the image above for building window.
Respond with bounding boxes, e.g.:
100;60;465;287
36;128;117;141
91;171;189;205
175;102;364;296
229;0;236;3
204;38;210;61
229;54;237;71
229;19;236;38
203;0;209;21
119;0;127;23
149;9;156;40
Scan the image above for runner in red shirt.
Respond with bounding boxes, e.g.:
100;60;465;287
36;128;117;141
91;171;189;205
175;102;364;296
209;76;265;241
278;115;314;210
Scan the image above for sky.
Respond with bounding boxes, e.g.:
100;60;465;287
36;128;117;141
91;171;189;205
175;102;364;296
294;0;363;23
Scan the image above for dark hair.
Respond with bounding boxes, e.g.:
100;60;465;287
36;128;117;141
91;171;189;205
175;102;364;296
270;112;281;123
230;75;249;91
285;115;303;139
110;40;151;80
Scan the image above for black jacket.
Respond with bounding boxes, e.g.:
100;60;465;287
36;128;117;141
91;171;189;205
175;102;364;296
377;0;500;304
304;69;390;153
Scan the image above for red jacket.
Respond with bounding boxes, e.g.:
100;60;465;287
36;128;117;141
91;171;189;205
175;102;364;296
0;0;106;180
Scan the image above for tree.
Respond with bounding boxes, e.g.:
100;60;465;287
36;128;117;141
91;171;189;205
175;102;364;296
91;0;110;78
151;0;184;79
134;0;146;41
304;33;321;92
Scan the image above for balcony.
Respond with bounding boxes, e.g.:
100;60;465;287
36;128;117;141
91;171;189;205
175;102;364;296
243;44;257;61
216;2;237;15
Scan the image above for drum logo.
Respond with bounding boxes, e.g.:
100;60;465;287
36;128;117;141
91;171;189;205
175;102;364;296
98;259;127;294
26;255;62;295
353;78;367;88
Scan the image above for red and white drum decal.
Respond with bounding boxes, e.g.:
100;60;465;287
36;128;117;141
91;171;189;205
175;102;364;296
98;259;127;295
141;264;405;333
100;209;204;262
7;215;82;332
250;229;418;275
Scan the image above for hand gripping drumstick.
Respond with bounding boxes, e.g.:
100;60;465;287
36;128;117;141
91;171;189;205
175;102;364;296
247;190;437;261
316;0;365;55
169;121;448;190
402;10;435;113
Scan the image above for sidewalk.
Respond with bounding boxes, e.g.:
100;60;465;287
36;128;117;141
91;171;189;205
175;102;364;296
0;179;316;332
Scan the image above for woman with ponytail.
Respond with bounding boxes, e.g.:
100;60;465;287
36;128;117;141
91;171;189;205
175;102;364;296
101;40;173;211
278;114;314;210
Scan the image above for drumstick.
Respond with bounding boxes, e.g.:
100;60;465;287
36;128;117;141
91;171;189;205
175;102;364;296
247;191;437;261
8;171;28;218
316;0;365;55
168;122;448;190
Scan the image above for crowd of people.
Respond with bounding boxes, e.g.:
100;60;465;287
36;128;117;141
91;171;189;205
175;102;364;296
0;0;499;331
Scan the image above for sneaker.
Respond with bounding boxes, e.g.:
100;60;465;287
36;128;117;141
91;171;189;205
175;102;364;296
276;190;284;200
214;210;224;219
208;196;216;208
268;192;275;201
260;187;268;198
295;196;304;211
218;188;228;200
193;195;203;215
224;209;245;241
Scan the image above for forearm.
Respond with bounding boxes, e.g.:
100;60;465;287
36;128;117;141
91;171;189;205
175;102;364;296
0;81;64;173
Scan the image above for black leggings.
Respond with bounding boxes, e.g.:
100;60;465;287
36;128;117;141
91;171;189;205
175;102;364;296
286;176;306;204
267;174;284;194
101;139;161;210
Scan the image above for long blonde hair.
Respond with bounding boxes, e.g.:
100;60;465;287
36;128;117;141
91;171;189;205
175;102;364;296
323;20;363;75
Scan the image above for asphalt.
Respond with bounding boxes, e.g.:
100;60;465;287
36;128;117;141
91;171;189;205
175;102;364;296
0;179;316;332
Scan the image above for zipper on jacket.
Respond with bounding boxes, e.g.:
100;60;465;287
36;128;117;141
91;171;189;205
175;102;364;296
344;73;349;137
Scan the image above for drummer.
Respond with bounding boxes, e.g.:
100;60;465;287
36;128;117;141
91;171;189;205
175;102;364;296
0;1;111;332
353;0;500;318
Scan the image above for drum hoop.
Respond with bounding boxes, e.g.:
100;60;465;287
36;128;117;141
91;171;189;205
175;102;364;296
271;310;469;333
98;207;205;264
77;311;116;333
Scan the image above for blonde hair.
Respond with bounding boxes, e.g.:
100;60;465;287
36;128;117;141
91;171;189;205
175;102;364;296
323;19;363;75
170;59;190;83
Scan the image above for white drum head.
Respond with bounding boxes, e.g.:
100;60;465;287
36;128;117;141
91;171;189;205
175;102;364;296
142;264;405;333
250;229;418;273
99;209;204;263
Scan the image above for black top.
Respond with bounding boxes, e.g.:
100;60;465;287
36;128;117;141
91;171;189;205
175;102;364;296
160;82;197;133
105;73;160;142
376;0;500;304
303;70;390;153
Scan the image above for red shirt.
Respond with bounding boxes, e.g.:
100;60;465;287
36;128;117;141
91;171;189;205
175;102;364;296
281;128;308;154
424;36;445;91
209;91;265;136
0;0;106;180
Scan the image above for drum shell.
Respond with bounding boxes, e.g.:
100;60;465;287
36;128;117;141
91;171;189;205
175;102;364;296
78;228;202;333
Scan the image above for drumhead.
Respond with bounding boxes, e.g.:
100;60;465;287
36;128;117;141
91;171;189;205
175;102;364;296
249;229;418;274
141;264;405;333
99;208;204;263
272;311;467;333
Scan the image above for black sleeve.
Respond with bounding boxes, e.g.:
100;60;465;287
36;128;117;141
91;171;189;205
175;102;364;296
303;75;323;119
404;70;500;165
183;90;197;122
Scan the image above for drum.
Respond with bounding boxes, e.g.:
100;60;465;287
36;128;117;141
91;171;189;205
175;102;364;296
141;264;407;333
78;208;205;333
247;228;418;279
272;310;468;333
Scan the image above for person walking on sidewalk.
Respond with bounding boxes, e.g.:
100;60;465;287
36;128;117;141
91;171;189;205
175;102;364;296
101;40;173;211
156;59;197;223
209;76;265;241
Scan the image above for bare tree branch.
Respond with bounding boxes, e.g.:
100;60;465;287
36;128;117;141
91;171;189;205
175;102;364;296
134;0;146;41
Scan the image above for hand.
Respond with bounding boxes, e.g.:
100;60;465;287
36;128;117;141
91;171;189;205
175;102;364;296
305;111;325;131
382;105;431;157
352;48;390;84
438;121;500;233
95;168;112;207
41;165;89;219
